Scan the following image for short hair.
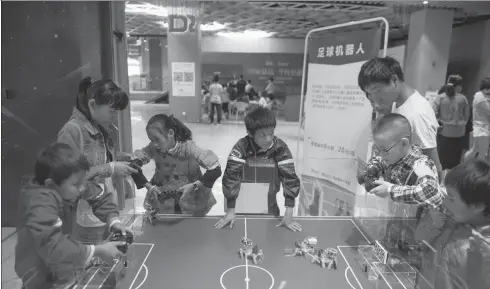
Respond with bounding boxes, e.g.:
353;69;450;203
269;77;274;82
480;77;490;91
245;106;276;135
373;113;412;140
34;142;90;185
213;75;219;82
358;56;405;92
445;159;490;215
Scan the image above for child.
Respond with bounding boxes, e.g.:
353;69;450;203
134;114;221;220
215;106;302;232
15;143;131;289
358;113;446;246
428;160;490;289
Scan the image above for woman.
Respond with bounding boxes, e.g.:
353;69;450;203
432;75;469;175
464;77;490;161
58;77;137;241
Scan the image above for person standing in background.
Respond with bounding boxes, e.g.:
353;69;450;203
209;75;224;125
236;75;247;100
465;77;490;161
221;83;230;120
432;75;470;179
265;78;276;100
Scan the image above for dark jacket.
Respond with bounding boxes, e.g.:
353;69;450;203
15;180;119;289
222;136;300;208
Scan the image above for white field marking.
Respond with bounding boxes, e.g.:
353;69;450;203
128;243;154;289
350;219;370;243
220;265;275;289
132;243;155;246
337;246;364;289
81;268;100;289
244;218;250;289
134;264;149;289
154;214;355;220
277;280;287;289
129;215;140;229
345;267;356;289
98;260;119;289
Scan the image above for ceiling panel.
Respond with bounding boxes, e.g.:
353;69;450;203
125;1;490;39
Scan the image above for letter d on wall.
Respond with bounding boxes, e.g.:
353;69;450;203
168;15;188;33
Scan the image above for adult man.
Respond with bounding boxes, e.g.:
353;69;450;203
236;75;247;99
265;77;276;100
357;56;442;180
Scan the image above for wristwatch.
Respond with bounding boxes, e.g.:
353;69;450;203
193;182;200;191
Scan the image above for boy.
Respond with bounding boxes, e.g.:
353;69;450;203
15;143;132;289
358;113;446;246
358;56;442;181
429;160;490;289
214;106;302;232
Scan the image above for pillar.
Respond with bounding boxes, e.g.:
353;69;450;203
148;38;164;91
478;20;490;82
167;3;202;122
405;8;454;95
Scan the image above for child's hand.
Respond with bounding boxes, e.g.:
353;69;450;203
214;209;236;229
369;180;393;198
113;162;138;177
276;207;302;232
94;241;126;261
178;183;195;197
111;222;134;237
147;185;161;201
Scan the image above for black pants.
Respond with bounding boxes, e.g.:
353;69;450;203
437;134;465;169
222;102;229;114
210;103;222;123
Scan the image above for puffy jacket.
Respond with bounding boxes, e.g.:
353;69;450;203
222;136;300;208
15;180;120;289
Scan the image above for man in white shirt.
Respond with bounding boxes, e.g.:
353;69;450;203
357;56;442;180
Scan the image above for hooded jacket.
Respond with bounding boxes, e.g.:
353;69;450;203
15;180;119;289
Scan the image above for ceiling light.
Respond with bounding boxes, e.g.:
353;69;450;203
126;3;168;17
217;30;275;38
157;21;168;28
201;21;228;31
422;1;429;4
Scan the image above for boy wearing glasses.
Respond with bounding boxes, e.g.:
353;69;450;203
359;113;446;246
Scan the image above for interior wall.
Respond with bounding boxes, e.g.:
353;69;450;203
1;1;108;226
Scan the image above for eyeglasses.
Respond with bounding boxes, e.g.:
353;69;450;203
373;136;410;154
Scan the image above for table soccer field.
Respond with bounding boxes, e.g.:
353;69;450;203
79;215;432;289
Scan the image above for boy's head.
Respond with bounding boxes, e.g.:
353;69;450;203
372;113;412;166
444;160;490;223
34;142;90;204
358;56;405;114
245;106;276;150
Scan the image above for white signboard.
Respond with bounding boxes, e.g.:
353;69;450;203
171;62;195;97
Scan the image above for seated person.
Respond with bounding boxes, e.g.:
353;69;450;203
430;159;490;289
215;106;302;232
15;143;131;289
358;113;446;246
134;114;221;219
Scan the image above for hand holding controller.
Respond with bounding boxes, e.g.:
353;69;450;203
109;231;134;254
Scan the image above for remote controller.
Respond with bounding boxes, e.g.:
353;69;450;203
109;231;134;254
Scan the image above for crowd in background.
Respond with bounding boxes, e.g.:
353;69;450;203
201;74;278;125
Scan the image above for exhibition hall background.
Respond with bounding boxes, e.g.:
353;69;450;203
2;1;490;227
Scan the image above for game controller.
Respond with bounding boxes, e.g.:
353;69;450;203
129;158;145;170
109;231;134;254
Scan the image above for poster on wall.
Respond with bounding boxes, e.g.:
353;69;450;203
298;29;381;217
171;62;196;97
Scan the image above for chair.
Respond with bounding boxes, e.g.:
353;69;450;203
234;102;249;121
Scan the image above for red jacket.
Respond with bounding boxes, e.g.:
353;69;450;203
15;180;119;289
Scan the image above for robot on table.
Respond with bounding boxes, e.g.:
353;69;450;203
285;237;338;270
238;237;264;264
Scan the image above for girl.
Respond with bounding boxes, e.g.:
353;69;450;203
464;78;490;161
134;114;221;219
432;75;470;174
57;77;142;240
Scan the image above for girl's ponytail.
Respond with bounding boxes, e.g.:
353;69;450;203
168;114;192;142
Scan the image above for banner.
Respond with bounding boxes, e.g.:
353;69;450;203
299;28;381;216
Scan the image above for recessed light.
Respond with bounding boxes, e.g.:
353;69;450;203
423;1;429;4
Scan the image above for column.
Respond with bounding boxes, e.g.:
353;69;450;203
148;38;164;91
405;8;454;95
477;20;490;82
167;3;202;122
